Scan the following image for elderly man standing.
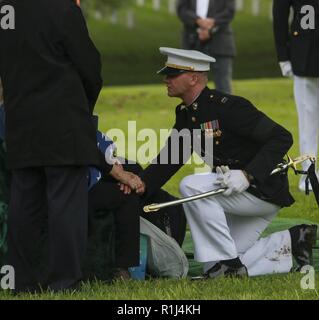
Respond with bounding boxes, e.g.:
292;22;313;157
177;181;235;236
176;0;236;94
0;0;103;292
137;47;317;279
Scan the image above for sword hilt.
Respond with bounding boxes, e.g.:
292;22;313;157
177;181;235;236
271;154;316;175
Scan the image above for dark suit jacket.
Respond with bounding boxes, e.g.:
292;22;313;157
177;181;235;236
0;0;102;169
140;88;294;208
177;0;236;57
273;0;319;76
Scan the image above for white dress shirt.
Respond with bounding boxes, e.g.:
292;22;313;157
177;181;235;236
196;0;210;18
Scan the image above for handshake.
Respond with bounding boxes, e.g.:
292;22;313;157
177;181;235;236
214;166;251;196
110;163;145;195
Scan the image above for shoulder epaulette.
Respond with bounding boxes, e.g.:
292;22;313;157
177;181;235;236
208;90;232;107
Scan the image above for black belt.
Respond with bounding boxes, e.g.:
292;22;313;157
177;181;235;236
212;157;243;170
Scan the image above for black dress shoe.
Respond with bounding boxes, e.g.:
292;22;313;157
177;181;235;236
44;280;83;293
191;262;248;280
289;224;318;271
207;262;248;279
112;268;131;281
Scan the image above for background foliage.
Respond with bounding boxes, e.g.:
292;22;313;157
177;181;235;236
81;0;134;11
83;0;280;85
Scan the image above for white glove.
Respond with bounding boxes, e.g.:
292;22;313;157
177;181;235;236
279;61;293;78
214;167;250;196
214;165;230;188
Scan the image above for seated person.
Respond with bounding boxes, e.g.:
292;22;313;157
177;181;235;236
0;100;185;281
88;130;186;280
88;131;142;280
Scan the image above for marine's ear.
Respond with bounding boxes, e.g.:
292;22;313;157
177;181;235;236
188;72;200;86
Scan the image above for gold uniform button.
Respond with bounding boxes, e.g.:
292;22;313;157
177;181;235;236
210;94;214;99
293;31;299;36
192;103;198;110
215;141;220;145
192;117;196;122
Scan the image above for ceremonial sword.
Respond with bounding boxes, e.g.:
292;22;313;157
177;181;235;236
143;155;316;213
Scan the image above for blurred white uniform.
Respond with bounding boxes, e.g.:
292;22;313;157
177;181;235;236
294;76;319;189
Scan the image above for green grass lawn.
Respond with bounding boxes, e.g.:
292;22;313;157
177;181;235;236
1;78;319;300
0;273;318;300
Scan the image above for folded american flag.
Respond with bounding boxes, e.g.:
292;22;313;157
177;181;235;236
88;130;116;190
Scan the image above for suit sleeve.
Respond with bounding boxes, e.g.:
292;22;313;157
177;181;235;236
273;0;292;62
176;0;199;27
0;78;3;104
98;151;113;176
139;110;191;196
61;3;103;113
212;0;236;26
221;99;293;185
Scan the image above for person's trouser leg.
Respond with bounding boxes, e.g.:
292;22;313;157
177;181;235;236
180;173;239;262
45;166;88;291
239;230;292;276
7;168;46;292
88;182;140;268
222;211;292;275
211;56;233;94
294;76;319;189
180;173;293;276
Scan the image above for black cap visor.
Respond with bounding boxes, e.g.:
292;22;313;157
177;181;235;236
157;66;188;76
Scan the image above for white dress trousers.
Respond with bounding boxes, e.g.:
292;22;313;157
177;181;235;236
180;172;293;276
294;76;319;185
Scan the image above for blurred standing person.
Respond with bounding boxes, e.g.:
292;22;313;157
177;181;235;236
0;0;102;292
176;0;236;94
273;0;319;191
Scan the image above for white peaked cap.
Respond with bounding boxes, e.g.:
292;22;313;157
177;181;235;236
157;47;216;75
